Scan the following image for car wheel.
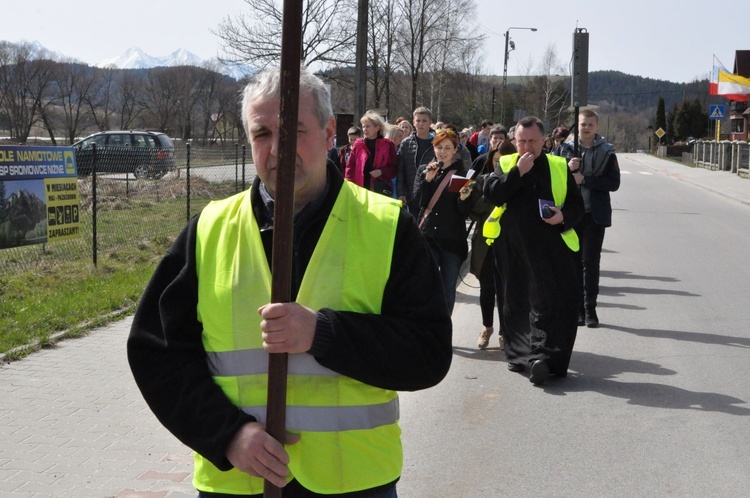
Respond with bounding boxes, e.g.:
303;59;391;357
134;164;150;179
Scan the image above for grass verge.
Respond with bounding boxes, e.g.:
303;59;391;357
0;175;239;361
0;250;168;360
0;227;174;361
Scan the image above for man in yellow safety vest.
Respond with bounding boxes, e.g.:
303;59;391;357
127;66;452;497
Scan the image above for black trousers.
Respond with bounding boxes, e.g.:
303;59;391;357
574;213;607;311
495;231;580;376
479;249;503;328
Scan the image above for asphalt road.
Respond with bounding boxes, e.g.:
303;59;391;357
3;153;748;497
397;153;750;496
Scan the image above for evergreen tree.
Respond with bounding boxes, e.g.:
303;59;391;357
666;103;678;144
673;100;690;141
673;98;709;141
655;96;667;133
689;98;708;139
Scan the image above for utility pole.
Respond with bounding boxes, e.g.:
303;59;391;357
354;0;369;121
491;86;496;122
500;27;537;126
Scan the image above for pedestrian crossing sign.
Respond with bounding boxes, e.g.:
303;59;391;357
710;105;725;119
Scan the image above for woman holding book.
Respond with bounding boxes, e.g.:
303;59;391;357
413;129;472;314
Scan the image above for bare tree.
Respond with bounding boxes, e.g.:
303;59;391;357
172;66;204;140
195;61;240;144
0;42;11;117
396;0;440;110
432;43;488;125
368;0;401;111
598;109;648;152
423;0;484;121
396;0;484;111
208;80;243;144
116;70;145;129
86;66;118;132
533;44;569;126
55;61;98;143
142;67;184;134
0;42;56;143
215;0;357;70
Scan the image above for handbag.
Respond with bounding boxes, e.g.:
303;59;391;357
372;178;393;197
418;170;454;230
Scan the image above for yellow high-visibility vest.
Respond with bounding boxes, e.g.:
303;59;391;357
483;153;579;251
193;181;403;495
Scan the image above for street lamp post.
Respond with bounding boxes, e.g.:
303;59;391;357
500;26;537;126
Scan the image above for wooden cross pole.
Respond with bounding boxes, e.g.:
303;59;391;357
264;0;303;496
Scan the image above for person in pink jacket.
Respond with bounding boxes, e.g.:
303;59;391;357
345;111;398;196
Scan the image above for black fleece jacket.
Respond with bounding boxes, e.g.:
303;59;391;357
127;164;453;472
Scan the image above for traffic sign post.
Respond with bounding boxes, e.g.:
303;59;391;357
655;127;665;145
709;105;724;142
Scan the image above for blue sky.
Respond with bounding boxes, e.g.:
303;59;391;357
3;179;46;201
2;0;746;83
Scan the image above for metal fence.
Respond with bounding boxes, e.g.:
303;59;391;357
691;140;750;178
0;144;255;274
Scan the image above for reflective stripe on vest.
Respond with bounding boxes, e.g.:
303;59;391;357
239;398;400;432
206;348;400;431
193;181;403;495
483;153;579;251
546;154;580;252
482;205;505;245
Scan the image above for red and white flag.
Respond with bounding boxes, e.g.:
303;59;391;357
711;55;750;102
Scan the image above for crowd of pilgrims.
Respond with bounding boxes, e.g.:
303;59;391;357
327;106;620;386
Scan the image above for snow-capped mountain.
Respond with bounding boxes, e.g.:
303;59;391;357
95;47;202;69
12;40;67;61
95;46;252;79
2;41;252;80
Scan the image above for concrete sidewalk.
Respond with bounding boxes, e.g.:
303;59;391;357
1;154;748;497
626;153;750;206
0;316;196;497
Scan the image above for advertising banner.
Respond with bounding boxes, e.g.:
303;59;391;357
0;146;80;250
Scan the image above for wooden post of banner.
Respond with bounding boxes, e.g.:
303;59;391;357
264;1;303;497
573;107;580;158
571;28;588;159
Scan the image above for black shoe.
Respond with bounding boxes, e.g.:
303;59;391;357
577;310;586;326
529;360;549;385
507;363;524;373
585;309;599;328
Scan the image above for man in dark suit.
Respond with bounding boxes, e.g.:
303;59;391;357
564;109;621;328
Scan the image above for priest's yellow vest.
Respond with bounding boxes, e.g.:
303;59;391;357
483;153;579;251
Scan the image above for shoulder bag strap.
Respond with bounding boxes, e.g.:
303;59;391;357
419;170;454;229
